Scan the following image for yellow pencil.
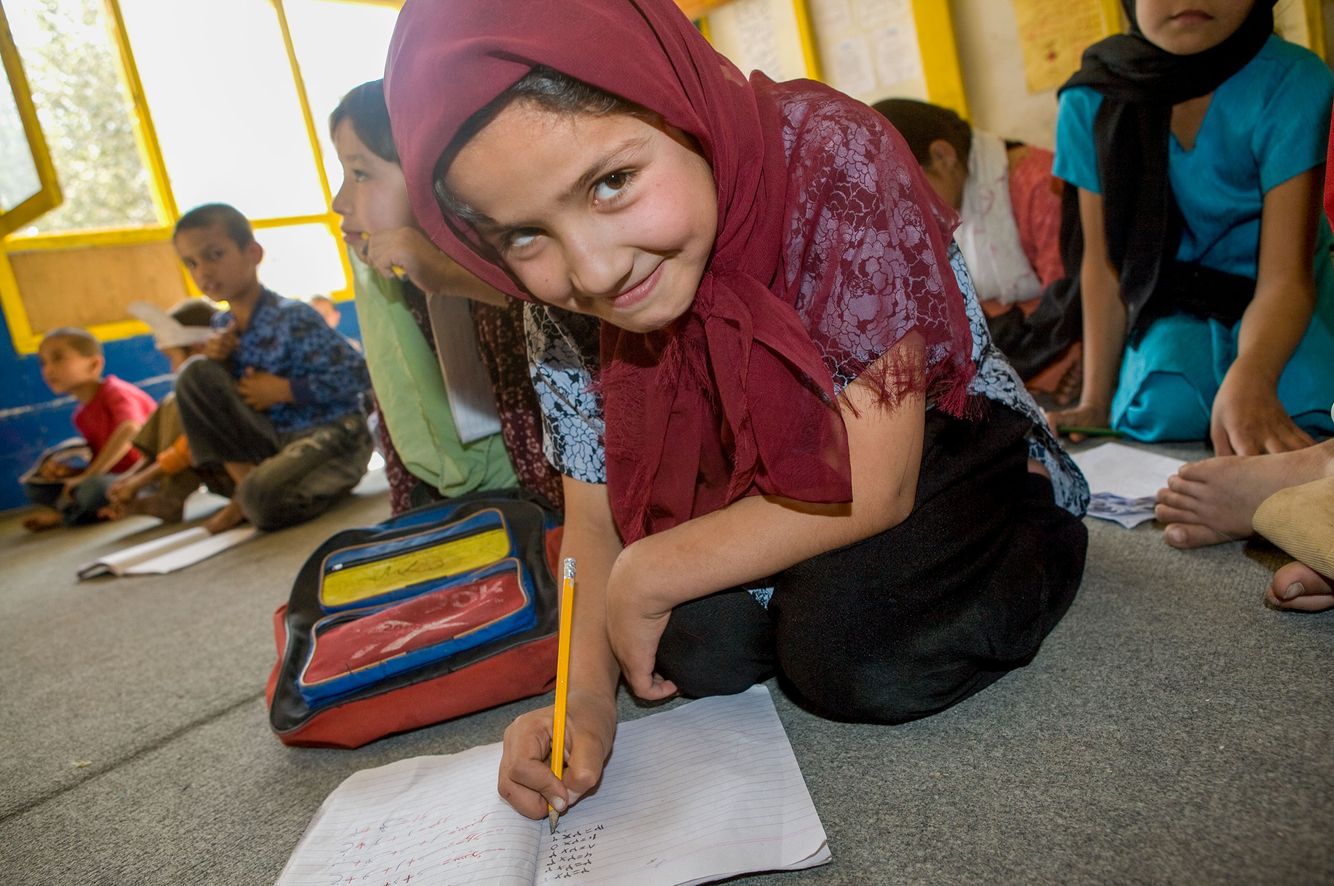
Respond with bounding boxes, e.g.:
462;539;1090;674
358;231;407;279
549;557;576;833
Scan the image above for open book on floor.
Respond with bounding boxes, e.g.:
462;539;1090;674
277;685;831;886
77;525;257;579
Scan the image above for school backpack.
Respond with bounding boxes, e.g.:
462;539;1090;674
265;489;562;748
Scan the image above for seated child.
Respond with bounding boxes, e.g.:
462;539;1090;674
308;294;341;329
1047;0;1334;452
22;328;157;530
873;98;1082;391
386;0;1089;822
171;203;374;533
873;98;1064;308
102;298;234;522
329;79;566;515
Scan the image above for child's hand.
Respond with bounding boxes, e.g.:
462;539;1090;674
107;470;150;506
237;368;293;411
496;689;617;820
1045;400;1111;443
605;549;678;701
365;228;469;295
1211;368;1314;456
107;476;135;505
203;323;238;362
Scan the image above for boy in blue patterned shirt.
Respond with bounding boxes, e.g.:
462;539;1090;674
172;203;373;533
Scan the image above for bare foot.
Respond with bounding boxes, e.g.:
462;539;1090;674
98;502;128;521
1052;345;1083;408
22;509;63;532
203;500;247;535
1264;561;1334;612
1154;439;1334;549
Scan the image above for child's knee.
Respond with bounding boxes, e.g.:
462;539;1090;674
654;591;774;698
1113;371;1211;442
235;473;292;531
780;650;998;724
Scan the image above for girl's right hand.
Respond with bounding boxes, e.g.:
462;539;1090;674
1045;400;1111;443
497;688;617;820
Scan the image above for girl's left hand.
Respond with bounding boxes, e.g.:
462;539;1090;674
1210;367;1313;456
605;546;678;702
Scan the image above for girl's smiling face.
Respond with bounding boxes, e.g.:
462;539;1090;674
1133;1;1256;55
330;119;418;252
444;102;718;333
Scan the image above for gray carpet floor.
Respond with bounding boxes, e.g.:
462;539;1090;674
1;447;1330;885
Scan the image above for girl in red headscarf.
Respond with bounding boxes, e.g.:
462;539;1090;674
385;0;1088;821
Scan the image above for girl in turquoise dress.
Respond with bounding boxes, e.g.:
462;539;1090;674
1048;0;1334;454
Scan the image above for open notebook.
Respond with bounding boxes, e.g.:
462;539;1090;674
277;685;830;885
77;526;256;579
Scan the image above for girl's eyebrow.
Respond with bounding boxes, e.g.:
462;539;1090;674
468;134;652;234
562;135;651;203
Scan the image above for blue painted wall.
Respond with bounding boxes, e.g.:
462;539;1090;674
0;301;363;513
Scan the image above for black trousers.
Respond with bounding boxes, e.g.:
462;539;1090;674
175;357;373;531
654;401;1087;724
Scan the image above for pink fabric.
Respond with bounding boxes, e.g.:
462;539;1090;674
73;375;156;473
1008;146;1065;289
1326;114;1334;228
385;0;974;544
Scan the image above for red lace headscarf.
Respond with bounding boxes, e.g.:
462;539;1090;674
385;0;973;545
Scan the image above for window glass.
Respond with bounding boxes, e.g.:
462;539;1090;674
0;61;41;214
286;0;401;196
253;222;346;300
5;0;155;233
120;0;326;220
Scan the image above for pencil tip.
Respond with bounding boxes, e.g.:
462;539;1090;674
548;809;558;834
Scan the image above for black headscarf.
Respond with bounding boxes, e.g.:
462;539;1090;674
1059;0;1277;337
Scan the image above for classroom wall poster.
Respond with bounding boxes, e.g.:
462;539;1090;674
1012;0;1107;93
808;0;923;103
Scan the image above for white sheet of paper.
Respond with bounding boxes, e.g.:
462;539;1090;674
78;526;257;579
1071;442;1186;500
276;686;830;886
426;295;504;445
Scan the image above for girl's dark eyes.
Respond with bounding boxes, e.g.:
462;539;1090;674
593;170;634;202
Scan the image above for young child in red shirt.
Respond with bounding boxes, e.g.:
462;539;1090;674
22;327;157;530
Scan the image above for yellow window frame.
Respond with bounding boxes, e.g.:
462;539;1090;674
0;0;396;356
0;0;62;239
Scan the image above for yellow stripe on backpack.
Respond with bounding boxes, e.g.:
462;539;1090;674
320;528;511;609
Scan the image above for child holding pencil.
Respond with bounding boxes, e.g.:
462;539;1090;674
385;0;1089;820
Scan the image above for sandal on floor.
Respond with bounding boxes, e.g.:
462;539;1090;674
1252;476;1334;578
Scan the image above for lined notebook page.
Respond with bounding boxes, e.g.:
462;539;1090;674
275;745;541;885
277;686;829;885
